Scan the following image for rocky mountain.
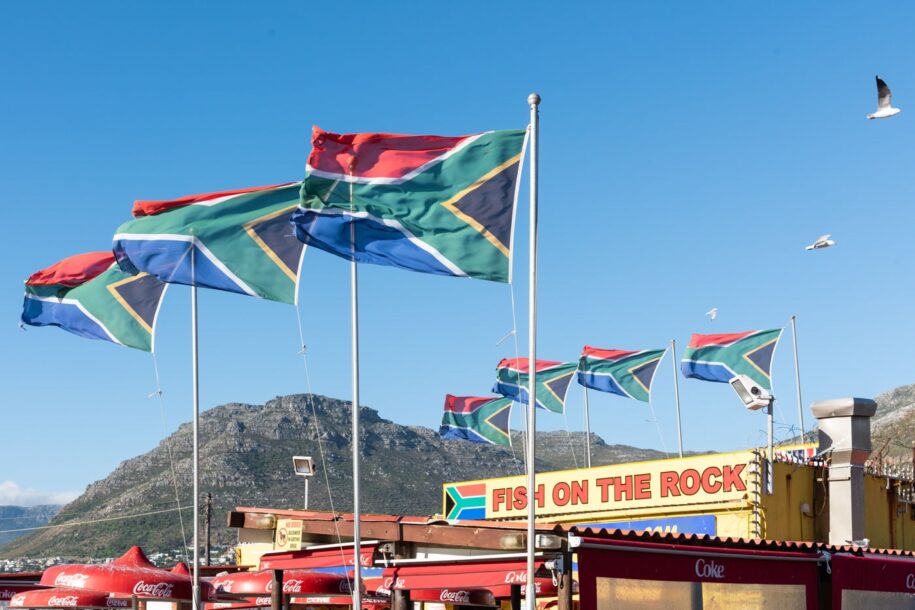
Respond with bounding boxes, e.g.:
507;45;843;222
0;505;60;546
870;383;915;466
0;394;666;560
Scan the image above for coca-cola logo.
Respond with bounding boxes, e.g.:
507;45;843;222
505;571;527;584
1;591;15;600
216;579;235;593
132;581;175;597
440;590;471;603
106;599;129;608
255;597;271;606
48;596;79;607
695;559;726;579
54;573;90;588
338;580;353;594
282;580;303;594
380;577;403;593
10;597;24;607
906;574;915;591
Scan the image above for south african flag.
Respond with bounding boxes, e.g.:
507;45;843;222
681;329;783;389
439;395;513;447
578;346;666;402
493;359;578;414
22;251;167;351
293;127;528;282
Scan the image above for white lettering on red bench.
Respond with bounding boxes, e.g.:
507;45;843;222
694;559;725;579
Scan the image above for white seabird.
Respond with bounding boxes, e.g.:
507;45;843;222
805;234;835;251
867;76;901;120
706;308;718;321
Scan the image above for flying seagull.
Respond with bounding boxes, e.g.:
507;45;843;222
706;308;718;321
805;234;835;251
867;76;901;120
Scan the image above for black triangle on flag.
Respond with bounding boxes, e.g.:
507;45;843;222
445;161;520;255
109;273;166;332
745;340;777;377
486;402;511;434
631;359;661;393
545;371;574;404
245;205;306;281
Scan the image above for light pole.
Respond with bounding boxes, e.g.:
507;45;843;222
728;375;776;495
292;456;315;509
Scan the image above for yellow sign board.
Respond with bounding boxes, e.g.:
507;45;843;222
274;518;304;550
445;451;757;520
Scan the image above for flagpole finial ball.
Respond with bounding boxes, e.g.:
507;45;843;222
528;93;541;106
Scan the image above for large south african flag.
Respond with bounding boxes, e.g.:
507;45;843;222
439;395;513;447
293;127;528;282
681;329;783;389
22;251;167;351
113;182;305;304
493;359;578;414
577;346;666;402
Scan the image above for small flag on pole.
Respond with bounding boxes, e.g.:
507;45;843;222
21;251;167;351
577;346;666;402
681;329;783;389
439;395;513;447
493;358;578;414
113;182;306;304
293;127;528;282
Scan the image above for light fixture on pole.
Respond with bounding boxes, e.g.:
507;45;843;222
728;375;775;495
292;456;315;510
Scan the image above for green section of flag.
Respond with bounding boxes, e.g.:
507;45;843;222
495;361;579;414
684;329;782;389
579;349;666;402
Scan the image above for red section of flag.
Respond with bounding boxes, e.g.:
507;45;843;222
456;483;486;497
581;346;639;360
688;331;756;349
496;358;563;374
132;183;296;217
308;126;471;179
26;251;115;287
444;395;496;414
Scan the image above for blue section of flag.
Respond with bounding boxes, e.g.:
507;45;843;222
577;370;627;397
454;506;486;520
577;515;717;536
439;425;490;444
680;361;735;384
114;239;249;295
21;296;112;343
291;210;458;277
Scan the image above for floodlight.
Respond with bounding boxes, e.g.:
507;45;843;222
292;456;315;476
729;375;773;411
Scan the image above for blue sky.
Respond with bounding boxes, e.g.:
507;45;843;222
3;1;915;503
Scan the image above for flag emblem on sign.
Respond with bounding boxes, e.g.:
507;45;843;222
577;346;666;402
443;483;487;521
22;251;167;351
493;359;578;414
439;395;513;447
293;127;528;282
681;329;783;389
113;182;305;304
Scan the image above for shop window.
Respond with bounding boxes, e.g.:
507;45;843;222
596;577;806;609
841;589;915;609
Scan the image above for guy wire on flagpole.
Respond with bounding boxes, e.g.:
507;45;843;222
582;387;592;468
190;237;201;610
790;315;805;437
348;161;363;610
525;92;540;610
670;339;684;458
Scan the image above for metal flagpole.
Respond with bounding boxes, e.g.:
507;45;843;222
190;242;201;610
767;403;774;495
525;92;540;610
582;387;592;468
348;164;363;610
670;339;683;458
790;315;805;438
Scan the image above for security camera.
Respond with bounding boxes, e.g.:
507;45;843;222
728;374;774;411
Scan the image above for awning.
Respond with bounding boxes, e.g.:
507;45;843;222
830;553;915;609
1;584;46;602
205;594;389;610
382;559;552;593
210;569;352;596
39;546;215;602
259;545;377;573
408;589;497;607
9;587;130;609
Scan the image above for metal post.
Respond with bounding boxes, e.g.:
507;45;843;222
270;569;283;610
767;403;774;495
582;387;592;468
204;493;211;566
304;477;309;511
790;315;805;437
670;339;683;458
525;91;540;610
190;243;200;610
348;164;362;610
